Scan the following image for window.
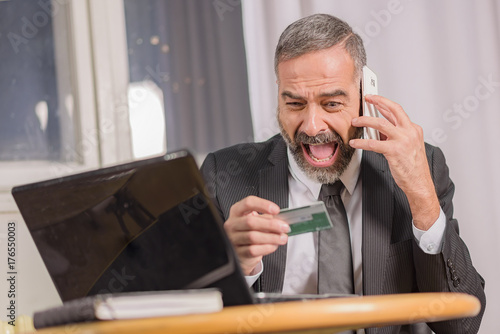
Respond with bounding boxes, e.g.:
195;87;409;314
0;1;75;162
0;0;101;210
0;0;253;211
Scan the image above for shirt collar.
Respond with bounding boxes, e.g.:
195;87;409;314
287;147;362;199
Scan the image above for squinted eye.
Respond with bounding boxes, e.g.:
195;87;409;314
286;102;305;109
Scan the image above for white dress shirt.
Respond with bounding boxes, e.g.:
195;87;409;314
246;148;447;297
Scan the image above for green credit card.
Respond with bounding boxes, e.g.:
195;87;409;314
277;202;332;236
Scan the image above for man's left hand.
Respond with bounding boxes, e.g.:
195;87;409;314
349;94;440;230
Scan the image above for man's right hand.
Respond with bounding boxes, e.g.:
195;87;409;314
224;196;290;276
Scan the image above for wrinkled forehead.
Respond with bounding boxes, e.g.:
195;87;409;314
277;46;358;88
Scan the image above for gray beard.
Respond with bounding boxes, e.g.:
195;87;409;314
278;118;362;185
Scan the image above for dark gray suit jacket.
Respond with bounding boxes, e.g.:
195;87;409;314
201;134;486;334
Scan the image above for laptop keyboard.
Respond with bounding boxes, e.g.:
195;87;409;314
254;292;355;304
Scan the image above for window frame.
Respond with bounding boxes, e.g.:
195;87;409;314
0;0;133;212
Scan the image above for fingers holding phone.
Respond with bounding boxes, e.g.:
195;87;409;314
351;69;439;225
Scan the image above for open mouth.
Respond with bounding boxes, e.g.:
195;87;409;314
301;142;338;167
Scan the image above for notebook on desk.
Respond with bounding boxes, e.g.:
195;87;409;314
12;150;351;311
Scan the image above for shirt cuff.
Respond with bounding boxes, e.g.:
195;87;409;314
412;208;446;254
244;261;263;287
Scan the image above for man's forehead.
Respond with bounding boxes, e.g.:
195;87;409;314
277;46;357;86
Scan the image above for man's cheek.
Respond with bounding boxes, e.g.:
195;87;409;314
281;119;296;138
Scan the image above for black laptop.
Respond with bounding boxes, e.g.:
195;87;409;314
12;150;262;306
13;150;350;309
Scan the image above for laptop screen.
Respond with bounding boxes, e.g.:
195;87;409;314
12;151;251;305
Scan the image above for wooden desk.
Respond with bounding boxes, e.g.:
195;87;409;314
34;292;480;334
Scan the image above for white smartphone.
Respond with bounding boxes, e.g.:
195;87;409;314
361;65;381;140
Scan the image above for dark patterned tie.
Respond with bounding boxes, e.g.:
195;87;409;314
318;181;354;295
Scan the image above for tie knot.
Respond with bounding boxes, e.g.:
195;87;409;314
320;180;344;198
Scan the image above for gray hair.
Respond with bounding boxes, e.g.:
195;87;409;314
274;14;366;81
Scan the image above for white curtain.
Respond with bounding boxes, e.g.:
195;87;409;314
241;1;500;332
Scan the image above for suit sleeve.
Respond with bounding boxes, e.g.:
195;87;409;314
200;150;264;292
413;145;486;333
200;152;225;221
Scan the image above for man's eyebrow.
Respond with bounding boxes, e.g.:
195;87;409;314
281;90;349;100
281;91;303;100
319;90;348;98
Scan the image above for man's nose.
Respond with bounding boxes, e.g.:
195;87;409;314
301;105;328;136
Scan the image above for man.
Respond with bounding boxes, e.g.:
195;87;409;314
201;14;485;333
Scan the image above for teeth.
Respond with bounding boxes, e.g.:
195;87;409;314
310;153;334;162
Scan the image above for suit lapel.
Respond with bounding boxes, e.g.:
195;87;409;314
362;151;394;297
258;137;289;292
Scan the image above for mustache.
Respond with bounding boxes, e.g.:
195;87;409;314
295;130;342;145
